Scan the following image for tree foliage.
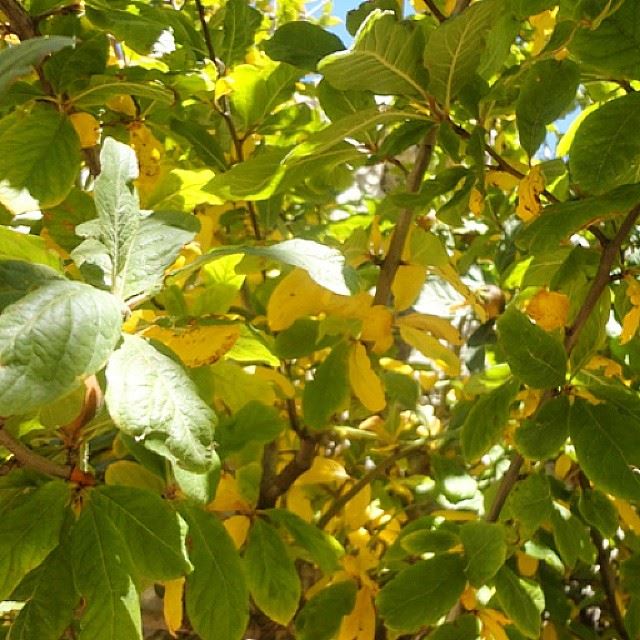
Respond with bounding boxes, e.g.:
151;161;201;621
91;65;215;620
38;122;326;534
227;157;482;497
2;0;640;639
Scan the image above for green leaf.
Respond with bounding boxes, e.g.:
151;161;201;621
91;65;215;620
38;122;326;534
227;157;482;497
294;580;357;640
303;342;350;429
570;93;640;195
169;119;226;172
494;566;544;639
73;138;198;300
569;1;640;79
428;615;480;640
459;522;507;587
28;0;77;14
514;395;570;460
171;454;221;504
461;378;519;462
216;401;285;457
8;543;78;640
221;0;262;65
182;506;249;640
71;500;142;640
423;0;495;109
266;509;344;573
579;489;619;537
105;335;216;472
0;36;73;94
0;260;61;311
504;474;552;535
0;227;60;271
400;529;459;554
509;0;557;18
71;78;174;109
92;486;192;581
264;21;344;71
496;307;567;389
319;10;428;97
0;481;69;601
0;107;80;212
0;280;122;415
517;184;640;254
550;503;595;569
516;60;580;157
377;554;466;633
243;519;301;625
569;398;640;500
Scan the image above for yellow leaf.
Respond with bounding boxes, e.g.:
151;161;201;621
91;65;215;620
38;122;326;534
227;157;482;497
621;306;640;345
286;485;315;522
431;510;477;521
469;187;485;216
338;585;376;640
479;609;510;640
163;578;184;638
223;514;251;549
530;10;556;56
391;264;427;312
516;551;539;577
460;586;477;610
296;457;349;485
541;622;559;640
207;472;251;512
129;121;164;196
526;290;569;331
70;112;100;149
486;170;520;191
349;342;386;413
584;355;623;379
516;165;545;222
343;483;372;530
106;94;137;117
359;305;394;354
267;269;326;331
554;453;573;480
396;313;462;345
253;367;295;398
613;498;640;534
143;323;240;367
399;324;461;375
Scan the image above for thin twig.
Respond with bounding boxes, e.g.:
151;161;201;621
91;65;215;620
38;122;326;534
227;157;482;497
317;440;427;529
0;423;72;480
423;0;446;22
373;128;436;306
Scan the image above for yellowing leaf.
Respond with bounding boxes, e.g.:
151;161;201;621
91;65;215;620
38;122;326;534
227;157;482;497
541;622;559;640
143;323;240;367
469;187;485;216
460;586;477;610
69;112;100;149
431;510;477;521
296;457;349;485
396;313;462;345
399;324;461;375
268;269;326;331
106;94;137;117
391;264;427;312
208;472;251;512
613;498;640;534
516;165;545;222
254;367;295;398
516;551;539;577
163;578;185;638
526;290;569;331
349;342;386;413
621;305;640;345
223;514;251;549
338;585;376;640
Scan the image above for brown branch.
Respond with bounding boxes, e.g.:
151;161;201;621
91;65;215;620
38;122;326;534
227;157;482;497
373;127;436;306
0;422;71;480
317;440;426;529
452;0;472;15
0;0;36;39
422;0;446;22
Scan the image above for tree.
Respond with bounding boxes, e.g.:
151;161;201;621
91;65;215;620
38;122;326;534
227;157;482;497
1;0;640;638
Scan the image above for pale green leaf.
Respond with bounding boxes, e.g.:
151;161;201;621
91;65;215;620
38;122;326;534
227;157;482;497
319;10;428;97
105;335;217;473
0;280;122;415
377;554;466;633
244;519;301;625
183;506;249;640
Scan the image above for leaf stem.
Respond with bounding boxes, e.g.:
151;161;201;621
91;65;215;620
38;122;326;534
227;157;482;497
373;127;436;306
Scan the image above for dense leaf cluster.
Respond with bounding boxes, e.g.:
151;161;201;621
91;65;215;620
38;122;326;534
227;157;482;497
2;0;640;639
